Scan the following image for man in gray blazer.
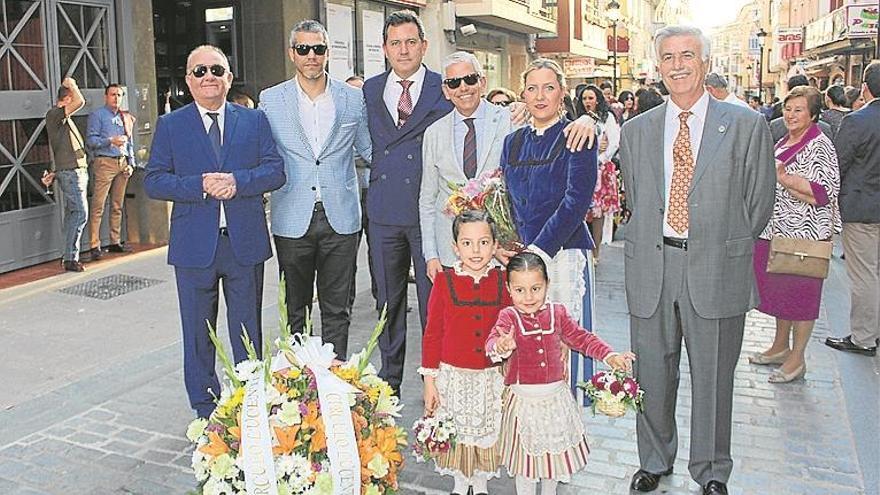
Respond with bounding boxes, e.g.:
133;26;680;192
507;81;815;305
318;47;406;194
419;51;513;278
619;26;775;495
259;20;372;358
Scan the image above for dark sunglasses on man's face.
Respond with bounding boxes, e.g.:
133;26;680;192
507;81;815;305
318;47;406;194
293;44;328;56
492;100;511;107
190;64;227;78
443;73;480;89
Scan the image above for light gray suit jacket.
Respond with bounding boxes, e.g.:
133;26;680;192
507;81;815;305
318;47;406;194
419;102;512;266
619;97;776;319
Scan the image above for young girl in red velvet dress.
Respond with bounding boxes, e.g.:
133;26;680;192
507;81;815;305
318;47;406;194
487;251;635;495
419;210;513;495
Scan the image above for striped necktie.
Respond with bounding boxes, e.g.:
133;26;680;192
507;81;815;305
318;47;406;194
463;118;477;179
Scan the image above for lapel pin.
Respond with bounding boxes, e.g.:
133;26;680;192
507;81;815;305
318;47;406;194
718;125;726;133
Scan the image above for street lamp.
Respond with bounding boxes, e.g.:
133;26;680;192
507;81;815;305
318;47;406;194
756;28;767;104
606;0;621;95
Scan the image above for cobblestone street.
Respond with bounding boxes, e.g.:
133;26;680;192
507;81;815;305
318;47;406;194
1;241;877;494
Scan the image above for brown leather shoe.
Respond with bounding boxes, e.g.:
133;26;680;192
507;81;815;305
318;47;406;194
63;260;85;272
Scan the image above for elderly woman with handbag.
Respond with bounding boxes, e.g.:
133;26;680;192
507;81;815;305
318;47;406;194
749;86;841;383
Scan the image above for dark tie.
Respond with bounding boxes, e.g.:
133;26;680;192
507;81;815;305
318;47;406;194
463;118;477;179
207;112;221;160
397;80;413;128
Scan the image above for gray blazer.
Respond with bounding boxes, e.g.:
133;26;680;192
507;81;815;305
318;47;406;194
619;98;776;319
419;102;512;266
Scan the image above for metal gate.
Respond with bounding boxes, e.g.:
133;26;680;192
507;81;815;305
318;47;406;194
0;0;117;273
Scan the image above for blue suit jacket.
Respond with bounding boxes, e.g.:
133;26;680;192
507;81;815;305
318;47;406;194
144;102;285;268
259;78;372;237
363;67;453;227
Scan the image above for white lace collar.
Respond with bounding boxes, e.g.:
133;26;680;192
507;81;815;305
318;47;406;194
452;260;500;283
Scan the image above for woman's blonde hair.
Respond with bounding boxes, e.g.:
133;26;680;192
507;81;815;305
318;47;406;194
520;58;567;92
520;58;568;118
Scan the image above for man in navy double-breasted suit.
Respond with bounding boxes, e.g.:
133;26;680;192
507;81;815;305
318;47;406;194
145;45;285;418
363;11;454;392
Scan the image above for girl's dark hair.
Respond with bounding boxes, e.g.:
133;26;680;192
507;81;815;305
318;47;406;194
507;252;548;282
618;90;634;103
574;84;610;123
452;209;496;241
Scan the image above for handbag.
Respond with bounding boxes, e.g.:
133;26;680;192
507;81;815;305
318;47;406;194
766;236;832;279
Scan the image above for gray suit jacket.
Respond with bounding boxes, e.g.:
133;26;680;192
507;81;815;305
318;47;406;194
620;97;776;319
419;102;512;266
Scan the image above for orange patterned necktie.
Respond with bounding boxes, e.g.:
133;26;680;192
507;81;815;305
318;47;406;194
668;111;694;234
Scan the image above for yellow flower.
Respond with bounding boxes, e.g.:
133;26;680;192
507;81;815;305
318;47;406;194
216;387;245;417
287;368;302;379
367;452;389;478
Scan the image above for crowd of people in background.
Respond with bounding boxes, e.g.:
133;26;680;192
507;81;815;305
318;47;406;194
42;8;879;494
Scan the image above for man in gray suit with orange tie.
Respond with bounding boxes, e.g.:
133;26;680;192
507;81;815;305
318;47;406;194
619;26;775;495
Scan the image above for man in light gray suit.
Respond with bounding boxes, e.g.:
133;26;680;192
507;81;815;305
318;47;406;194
259;20;371;358
419;51;512;279
619;26;775;495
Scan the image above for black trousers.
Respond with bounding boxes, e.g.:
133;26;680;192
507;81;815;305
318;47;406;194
275;204;359;359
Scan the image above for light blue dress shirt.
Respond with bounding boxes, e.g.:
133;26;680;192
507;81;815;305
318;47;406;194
86;106;134;162
453;100;488;171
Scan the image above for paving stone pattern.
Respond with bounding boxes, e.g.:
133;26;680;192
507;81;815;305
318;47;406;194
0;243;868;494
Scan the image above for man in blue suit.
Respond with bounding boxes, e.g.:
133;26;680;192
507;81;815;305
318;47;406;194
260;20;371;359
145;45;285;418
363;11;454;392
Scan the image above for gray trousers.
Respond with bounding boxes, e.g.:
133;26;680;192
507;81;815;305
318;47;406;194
630;246;745;485
842;222;880;347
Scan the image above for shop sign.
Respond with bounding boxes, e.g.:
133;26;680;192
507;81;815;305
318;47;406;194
562;57;596;78
847;5;879;38
775;28;803;44
804;12;836;50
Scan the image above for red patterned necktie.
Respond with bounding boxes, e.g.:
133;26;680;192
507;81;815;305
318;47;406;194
397;80;413;128
463;118;477;179
668;111;694;234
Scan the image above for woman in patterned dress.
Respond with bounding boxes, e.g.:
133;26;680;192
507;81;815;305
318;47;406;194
749;86;841;383
575;84;620;263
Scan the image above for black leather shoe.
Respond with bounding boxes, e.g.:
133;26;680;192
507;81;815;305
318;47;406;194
84;248;103;261
105;243;133;253
630;468;672;492
702;480;728;495
63;260;85;272
825;335;877;356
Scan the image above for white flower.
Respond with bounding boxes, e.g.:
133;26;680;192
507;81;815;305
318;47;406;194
277;400;302;426
186;417;209;442
235;360;262;382
210;453;235;479
265;383;284;406
416;427;430;443
375;392;403;417
191;450;209;481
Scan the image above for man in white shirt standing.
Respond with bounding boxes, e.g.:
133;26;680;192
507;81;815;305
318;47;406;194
620;27;775;495
704;72;751;109
259;20;372;359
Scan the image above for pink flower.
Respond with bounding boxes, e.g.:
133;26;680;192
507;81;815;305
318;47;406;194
623;377;638;396
591;373;606;390
609;380;623;395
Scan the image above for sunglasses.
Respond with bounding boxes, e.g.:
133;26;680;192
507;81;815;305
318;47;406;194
492;100;511;107
293;44;328;56
190;64;227;78
443;73;480;89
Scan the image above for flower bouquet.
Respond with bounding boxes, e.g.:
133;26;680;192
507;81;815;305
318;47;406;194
410;413;458;462
578;369;644;418
444;169;521;251
187;282;406;495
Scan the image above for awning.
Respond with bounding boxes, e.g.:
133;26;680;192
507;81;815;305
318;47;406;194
803;56;837;70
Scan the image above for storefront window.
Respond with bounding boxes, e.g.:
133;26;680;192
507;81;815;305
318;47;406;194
326;1;417;79
473;50;502;91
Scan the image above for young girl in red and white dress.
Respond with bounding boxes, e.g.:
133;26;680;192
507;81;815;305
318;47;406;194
487;251;635;495
420;210;513;495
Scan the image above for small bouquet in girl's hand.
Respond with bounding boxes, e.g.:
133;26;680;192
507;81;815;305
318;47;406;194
579;369;645;418
411;413;458;462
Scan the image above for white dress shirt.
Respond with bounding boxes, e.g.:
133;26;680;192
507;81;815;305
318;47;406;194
723;92;751;109
453;100;488;170
296;76;336;202
195;102;227;228
383;64;426;125
597;113;621;163
663;91;710;238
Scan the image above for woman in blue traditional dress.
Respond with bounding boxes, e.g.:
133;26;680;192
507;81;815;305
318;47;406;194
497;58;598;494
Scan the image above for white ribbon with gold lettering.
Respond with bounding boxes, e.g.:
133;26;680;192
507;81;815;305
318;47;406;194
271;336;361;494
241;370;280;495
